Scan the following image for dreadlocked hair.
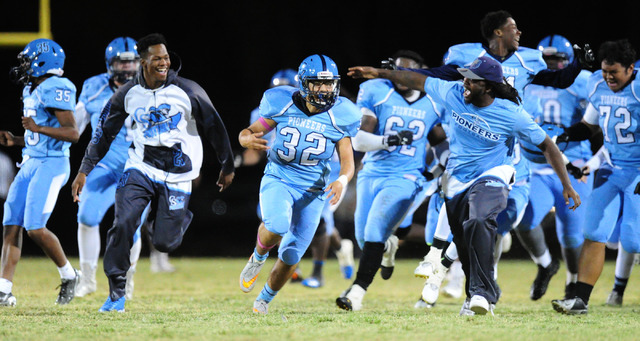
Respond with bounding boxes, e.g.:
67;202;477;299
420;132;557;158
487;79;521;105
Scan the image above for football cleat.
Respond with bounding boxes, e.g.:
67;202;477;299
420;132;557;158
252;299;269;314
75;263;97;298
414;297;434;309
551;297;588;315
336;284;366;311
335;239;355;279
414;247;441;278
442;260;464;299
0;292;17;307
530;258;559;300
290;266;304;283
98;296;126;313
421;263;448;304
380;235;399;280
301;276;324;289
605;290;623;307
564;282;577;300
239;254;266;293
56;269;81;305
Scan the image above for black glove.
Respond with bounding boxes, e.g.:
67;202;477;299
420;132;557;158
555;131;570;144
566;163;584;179
380;58;397;70
635;181;640;195
573;44;595;69
386;130;413;146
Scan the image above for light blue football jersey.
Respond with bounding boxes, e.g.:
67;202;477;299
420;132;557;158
260;86;361;190
585;71;640;168
356;79;442;178
76;73;131;170
423;77;547;184
21;76;76;157
523;70;593;162
445;43;548;183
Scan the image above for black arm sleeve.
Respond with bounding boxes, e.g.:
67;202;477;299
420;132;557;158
78;87;129;175
187;81;235;174
531;58;582;89
564;121;596;141
399;64;463;82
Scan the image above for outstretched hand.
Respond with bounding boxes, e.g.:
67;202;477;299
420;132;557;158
573;44;595;68
347;66;380;79
239;131;270;151
324;180;345;206
217;170;234;192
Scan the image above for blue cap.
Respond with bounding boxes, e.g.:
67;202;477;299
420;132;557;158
457;56;503;83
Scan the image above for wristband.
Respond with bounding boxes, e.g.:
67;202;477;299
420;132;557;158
337;175;349;188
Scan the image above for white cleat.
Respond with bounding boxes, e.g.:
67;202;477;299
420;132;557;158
605;290;623;306
239;254;266;293
335;239;355;279
501;232;512;253
421;263;448;305
252;299;269;314
414;247;442;278
336;284;366;311
75;263;97;298
414;297;434;309
469;295;490;315
125;266;136;301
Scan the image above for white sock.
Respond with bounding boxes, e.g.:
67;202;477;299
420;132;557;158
615;246;635;279
78;223;100;267
130;238;142;267
535;250;552;268
0;278;12;294
58;261;76;280
566;272;577;285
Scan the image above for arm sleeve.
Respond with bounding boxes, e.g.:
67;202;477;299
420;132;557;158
399;64;463;82
78;93;127;175
352;130;386;152
190;85;235;174
583;102;599;125
531;58;582;89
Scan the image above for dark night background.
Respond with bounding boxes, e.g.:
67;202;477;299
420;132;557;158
0;1;638;259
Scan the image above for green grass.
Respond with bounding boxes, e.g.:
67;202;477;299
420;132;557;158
1;257;639;340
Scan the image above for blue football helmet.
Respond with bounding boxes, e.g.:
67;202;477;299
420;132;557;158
520;122;568;163
537;35;574;68
105;37;140;84
298;54;340;111
10;38;65;85
270;68;299;88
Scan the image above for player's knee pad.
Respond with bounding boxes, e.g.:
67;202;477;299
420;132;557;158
280;248;301;266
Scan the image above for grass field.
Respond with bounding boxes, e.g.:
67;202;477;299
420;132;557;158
1;257;639;340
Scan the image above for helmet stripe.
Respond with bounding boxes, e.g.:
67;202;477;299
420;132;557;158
123;37;129;51
318;54;327;71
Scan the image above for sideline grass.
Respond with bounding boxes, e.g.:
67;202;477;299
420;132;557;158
1;257;639;340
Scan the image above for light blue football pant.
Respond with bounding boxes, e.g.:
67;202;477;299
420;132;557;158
354;175;422;249
259;175;325;265
3;157;69;230
584;167;640;253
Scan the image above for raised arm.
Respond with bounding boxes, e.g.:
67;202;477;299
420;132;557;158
348;67;427;92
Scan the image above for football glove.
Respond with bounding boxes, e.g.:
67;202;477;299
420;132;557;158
573;44;595;68
635;181;640;195
386;130;413;146
566;162;584;179
380;58;397;70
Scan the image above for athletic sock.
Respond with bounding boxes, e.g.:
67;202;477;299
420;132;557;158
253;248;268;262
257;283;278;303
613;276;629;295
77;223;100;267
535;250;552;268
353;242;385;291
442;254;454;269
575;281;593;304
311;261;324;279
58;261;76;280
0;278;12;294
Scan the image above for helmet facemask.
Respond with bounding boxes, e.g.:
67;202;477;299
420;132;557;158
301;74;340;111
108;51;140;84
10;52;33;85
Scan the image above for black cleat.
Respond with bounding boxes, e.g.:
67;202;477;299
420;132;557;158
380;266;394;280
551;297;588;315
336;296;353;311
56;269;81;305
530;258;559;300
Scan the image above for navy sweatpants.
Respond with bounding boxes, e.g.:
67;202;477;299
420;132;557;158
445;177;509;304
104;169;193;300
